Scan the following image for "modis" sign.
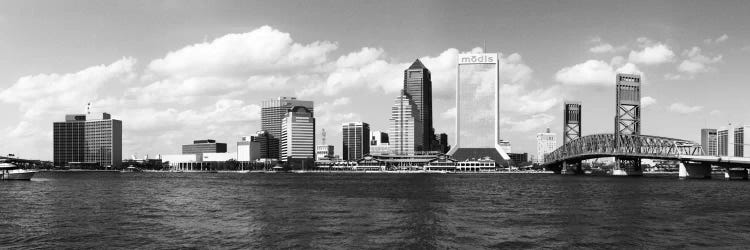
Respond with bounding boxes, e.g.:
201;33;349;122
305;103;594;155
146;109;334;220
458;53;498;65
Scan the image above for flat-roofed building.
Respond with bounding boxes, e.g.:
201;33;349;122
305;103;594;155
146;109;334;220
182;139;227;155
53;112;122;168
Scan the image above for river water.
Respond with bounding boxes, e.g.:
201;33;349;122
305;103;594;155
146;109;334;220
2;172;750;249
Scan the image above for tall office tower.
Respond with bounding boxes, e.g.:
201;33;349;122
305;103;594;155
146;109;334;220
182;139;228;154
701;129;718;156
280;106;315;160
370;131;391;155
261;97;314;158
342;122;370;161
718;128;732;156
563;101;582;145
403;59;432;151
535;128;557;164
53;113;122;168
389;90;422;155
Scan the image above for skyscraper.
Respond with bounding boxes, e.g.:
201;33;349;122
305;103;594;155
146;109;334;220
718;128;731;156
280;106;315;161
701;128;718;156
535;128;557;164
403;59;432;151
389;90;422;155
342;122;370;161
53;113;122;168
261;97;314;159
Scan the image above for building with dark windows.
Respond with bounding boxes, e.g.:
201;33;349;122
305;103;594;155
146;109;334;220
403;59;432;151
734;126;750;157
435;133;450;153
182;139;227;155
261;97;314;159
342;122;370;161
701;128;718;156
718;128;731;156
508;153;529;166
281;106;315;169
53;113;122;168
370;131;390;155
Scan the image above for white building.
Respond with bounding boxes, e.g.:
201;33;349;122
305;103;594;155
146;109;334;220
535;128;557;164
281;106;315;160
730;125;750;157
237;136;258;162
499;140;512;154
370;131;390;155
316;145;334;160
389;90;422;155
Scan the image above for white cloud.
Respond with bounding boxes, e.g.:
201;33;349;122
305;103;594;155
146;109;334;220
641;96;657;108
709;110;721;116
628;43;675;65
148;25;337;77
555;60;642;86
0;57;137;119
500;114;555;132
669;102;703;114
704;34;729;44
666;46;723;80
590;43;615;53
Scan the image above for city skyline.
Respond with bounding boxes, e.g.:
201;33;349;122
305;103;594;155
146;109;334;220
1;1;750;160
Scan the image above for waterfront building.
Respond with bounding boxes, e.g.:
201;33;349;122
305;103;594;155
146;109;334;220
433;133;450;153
281;106;315;168
182;139;227;155
508;153;529;166
701;128;718;156
53;113;122;168
237;136;258;162
342;122;370;161
733;125;750;157
370;131;391;155
261;97;314;159
718;126;733;157
535;128;557;164
389;90;422;155
316;145;334;161
403;59;433;151
448;52;510;166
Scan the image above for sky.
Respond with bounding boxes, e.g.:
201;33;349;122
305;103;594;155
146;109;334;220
1;0;749;161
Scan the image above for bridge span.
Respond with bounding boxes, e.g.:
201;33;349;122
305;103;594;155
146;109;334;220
542;133;750;179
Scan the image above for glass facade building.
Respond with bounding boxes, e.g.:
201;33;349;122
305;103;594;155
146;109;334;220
701;128;718;156
53;113;122;168
281;106;315;160
261;97;314;159
342;122;370;161
403;60;432;151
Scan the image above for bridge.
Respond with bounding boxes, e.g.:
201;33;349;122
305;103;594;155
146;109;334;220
541;74;750;180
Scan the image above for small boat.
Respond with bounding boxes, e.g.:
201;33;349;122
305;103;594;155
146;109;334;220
121;166;143;172
0;163;36;180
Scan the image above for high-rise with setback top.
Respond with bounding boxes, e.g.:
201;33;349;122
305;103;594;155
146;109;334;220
261;97;314;159
403;59;432;151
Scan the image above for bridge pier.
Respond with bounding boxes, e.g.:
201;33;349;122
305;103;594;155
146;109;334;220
612;157;642;176
678;162;711;179
724;168;749;180
561;161;583;175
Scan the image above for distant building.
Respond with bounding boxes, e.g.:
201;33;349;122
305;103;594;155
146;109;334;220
535;128;557;164
508;153;529;166
701;128;718;156
370;131;391;155
183;139;227;155
261;97;314;159
499;140;512;154
237;136;258;162
718;126;733;157
403;59;433;151
389;90;422;155
342;122;370;161
734;125;750;157
316;145;334;160
281;106;315;166
432;133;450;153
53;113;122;168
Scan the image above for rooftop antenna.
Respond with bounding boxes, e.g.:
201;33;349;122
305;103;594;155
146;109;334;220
86;102;91;115
321;128;327;145
483;40;486;52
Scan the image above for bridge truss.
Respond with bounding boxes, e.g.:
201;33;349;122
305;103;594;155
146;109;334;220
544;134;704;165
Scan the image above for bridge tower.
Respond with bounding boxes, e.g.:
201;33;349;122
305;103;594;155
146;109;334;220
562;101;583;174
614;73;642;176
